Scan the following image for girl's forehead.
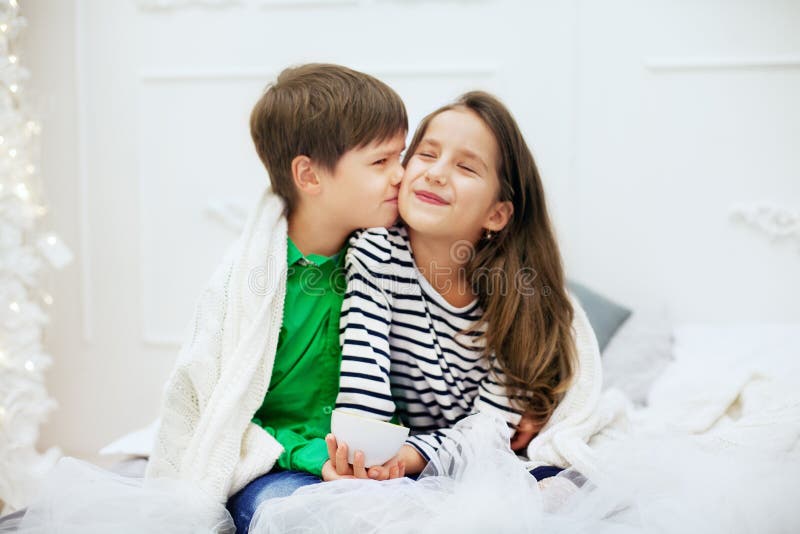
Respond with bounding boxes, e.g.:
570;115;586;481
424;109;499;164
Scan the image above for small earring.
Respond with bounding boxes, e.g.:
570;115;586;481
484;229;494;240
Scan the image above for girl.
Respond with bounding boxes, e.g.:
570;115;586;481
327;91;600;481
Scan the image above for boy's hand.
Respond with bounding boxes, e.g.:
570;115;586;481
323;434;370;480
321;459;355;481
510;413;544;452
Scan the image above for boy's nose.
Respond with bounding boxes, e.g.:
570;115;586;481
391;165;403;185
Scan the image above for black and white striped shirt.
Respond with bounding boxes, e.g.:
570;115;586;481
335;226;522;462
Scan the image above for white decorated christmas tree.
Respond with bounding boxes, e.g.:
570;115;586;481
0;0;70;514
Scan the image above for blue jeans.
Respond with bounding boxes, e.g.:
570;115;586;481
226;469;321;534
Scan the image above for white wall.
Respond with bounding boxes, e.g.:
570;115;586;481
19;0;800;458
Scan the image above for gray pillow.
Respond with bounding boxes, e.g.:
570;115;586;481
567;280;632;352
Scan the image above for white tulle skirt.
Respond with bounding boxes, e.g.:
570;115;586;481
3;413;799;534
250;413;800;534
0;458;233;533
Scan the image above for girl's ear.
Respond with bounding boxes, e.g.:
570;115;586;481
484;200;514;232
291;155;322;196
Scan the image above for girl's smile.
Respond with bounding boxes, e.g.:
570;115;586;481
413;189;450;206
398;108;509;244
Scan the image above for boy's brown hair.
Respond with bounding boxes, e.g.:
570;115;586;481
250;63;408;214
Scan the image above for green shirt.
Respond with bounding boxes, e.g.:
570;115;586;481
251;237;346;477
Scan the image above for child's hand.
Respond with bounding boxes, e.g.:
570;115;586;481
367;444;424;480
510;413;544;452
323;434;370;481
365;456;405;481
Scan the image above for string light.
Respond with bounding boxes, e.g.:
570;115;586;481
14;183;29;200
0;0;63;501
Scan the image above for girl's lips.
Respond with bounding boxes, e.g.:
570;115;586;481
414;190;449;206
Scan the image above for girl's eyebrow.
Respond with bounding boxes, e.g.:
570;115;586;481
418;137;441;148
419;137;489;173
457;148;490;174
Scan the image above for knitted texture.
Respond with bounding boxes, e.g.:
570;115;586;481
145;190;288;503
524;294;631;479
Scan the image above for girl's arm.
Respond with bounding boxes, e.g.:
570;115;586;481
396;356;524;474
334;256;396;421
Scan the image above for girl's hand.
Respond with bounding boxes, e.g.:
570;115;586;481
323;434;369;481
510;414;544;452
365;456;405;481
367;444;425;480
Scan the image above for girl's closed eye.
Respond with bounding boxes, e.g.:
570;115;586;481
373;158;388;166
458;163;477;175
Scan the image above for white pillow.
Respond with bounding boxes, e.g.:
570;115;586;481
99;419;159;457
601;307;674;406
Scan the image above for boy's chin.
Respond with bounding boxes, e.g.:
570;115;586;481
378;210;401;228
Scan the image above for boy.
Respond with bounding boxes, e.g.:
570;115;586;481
145;64;407;533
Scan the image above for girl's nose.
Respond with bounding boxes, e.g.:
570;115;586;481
424;169;446;186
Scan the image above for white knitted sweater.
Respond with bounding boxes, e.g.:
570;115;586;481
524;295;630;479
145;188;626;503
145;190;288;503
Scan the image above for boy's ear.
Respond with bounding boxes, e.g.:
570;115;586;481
484;200;513;232
291;155;322;196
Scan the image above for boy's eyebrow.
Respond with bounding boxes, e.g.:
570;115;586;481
373;143;406;157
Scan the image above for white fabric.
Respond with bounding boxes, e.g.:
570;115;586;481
601;307;674;406
6;319;798;531
247;325;800;534
99;420;159;457
144;188;288;503
522;292;631;479
0;458;234;533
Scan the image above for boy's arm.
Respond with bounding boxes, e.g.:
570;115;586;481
260;426;328;477
334;257;396;421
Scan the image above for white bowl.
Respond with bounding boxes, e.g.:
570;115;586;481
330;409;410;467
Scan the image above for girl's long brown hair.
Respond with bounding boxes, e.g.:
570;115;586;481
403;91;577;427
